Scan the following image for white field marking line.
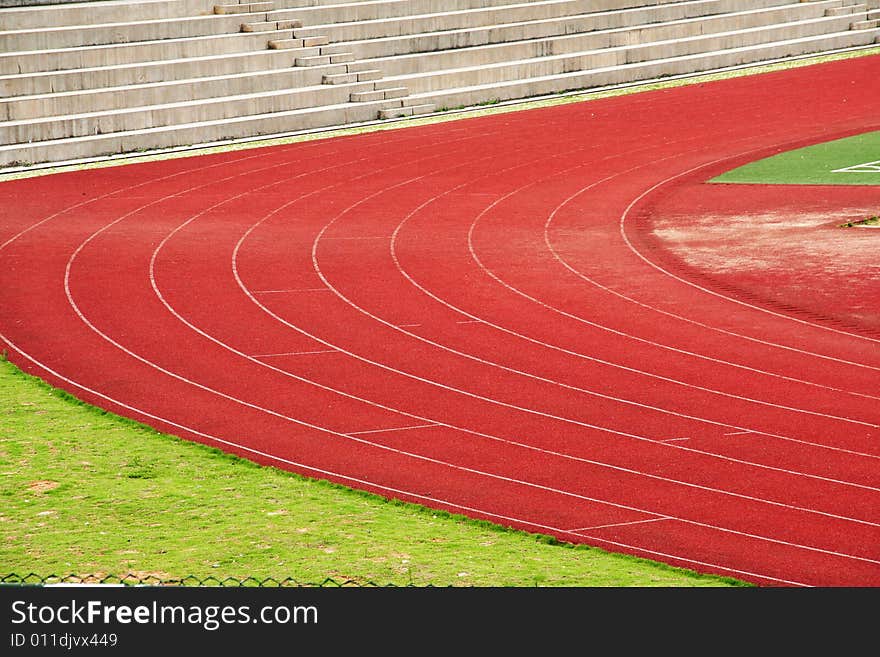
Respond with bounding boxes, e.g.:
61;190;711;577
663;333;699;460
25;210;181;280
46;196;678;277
121;128;880;550
254;288;330;293
87;253;880;569
0;139;292;252
386;143;880;444
725;430;754;436
385;141;880;452
108;127;880;564
242;136;880;495
544;156;880;366
660;437;690;443
832;159;880;173
217;153;880;539
347;424;441;435
1;128;844;586
115;142;880;574
295;156;880;502
253;350;337;358
322;235;390;240
570;517;672;532
0;337;814;587
527;145;880;382
389;117;880;424
618;151;880;348
122;147;876;532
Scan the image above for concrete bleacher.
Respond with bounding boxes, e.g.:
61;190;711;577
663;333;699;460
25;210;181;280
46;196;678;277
0;0;878;168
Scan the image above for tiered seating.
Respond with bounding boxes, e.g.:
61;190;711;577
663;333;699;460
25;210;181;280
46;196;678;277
0;0;877;168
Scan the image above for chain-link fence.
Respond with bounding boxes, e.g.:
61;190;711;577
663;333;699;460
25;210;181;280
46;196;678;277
0;573;398;587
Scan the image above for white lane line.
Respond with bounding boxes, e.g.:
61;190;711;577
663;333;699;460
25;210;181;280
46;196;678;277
379;132;880;463
348;423;441;435
533;142;880;384
570;517;672;532
254;288;330;293
64;121;878;574
253;349;337;358
0;336;818;587
241;172;880;551
616;151;880;348
127;152;880;535
228;139;880;510
725;430;754;436
21;130;875;585
526;167;880;381
323;236;390;240
660;437;690;443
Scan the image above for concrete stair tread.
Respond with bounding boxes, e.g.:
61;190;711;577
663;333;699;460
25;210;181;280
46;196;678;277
374;12;871;84
0;48;302;92
0;12;263;37
0;27;292;61
315;0;848;57
0;95;401;158
286;0;730;37
403;26;880;105
0;0;226;30
0;65;347;107
378;103;435;119
349;2;853;71
0;81;378;131
260;0;551;22
2;0;878;168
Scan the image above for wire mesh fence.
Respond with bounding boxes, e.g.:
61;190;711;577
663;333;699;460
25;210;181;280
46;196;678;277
0;573;397;587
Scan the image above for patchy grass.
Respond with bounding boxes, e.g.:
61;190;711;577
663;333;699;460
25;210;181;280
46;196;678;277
840;216;880;228
0;359;745;587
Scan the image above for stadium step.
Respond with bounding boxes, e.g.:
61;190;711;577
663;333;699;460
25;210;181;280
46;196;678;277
400;27;880;113
0;0;221;30
1;0;879;169
0;28;296;76
852;6;880;26
322;69;382;84
268;35;329;49
349;86;408;102
378;103;436;119
241;20;303;32
360;9;873;90
214;2;274;15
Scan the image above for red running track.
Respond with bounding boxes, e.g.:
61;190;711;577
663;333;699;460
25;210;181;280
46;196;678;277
2;55;879;587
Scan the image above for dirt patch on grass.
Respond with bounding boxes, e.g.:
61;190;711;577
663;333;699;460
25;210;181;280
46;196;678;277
643;182;880;334
26;480;59;494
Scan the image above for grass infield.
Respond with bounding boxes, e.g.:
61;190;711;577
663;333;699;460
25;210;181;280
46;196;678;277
711;130;880;186
0;359;746;587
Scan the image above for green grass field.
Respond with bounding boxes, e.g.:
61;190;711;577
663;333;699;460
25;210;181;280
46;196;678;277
0;359;745;587
711;130;880;186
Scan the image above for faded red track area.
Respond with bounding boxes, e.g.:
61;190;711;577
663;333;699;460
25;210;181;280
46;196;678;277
2;55;879;587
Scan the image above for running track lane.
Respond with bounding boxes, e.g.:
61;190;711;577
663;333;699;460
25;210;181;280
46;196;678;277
1;55;878;587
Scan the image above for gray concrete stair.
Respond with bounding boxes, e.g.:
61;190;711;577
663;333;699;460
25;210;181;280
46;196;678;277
0;0;877;169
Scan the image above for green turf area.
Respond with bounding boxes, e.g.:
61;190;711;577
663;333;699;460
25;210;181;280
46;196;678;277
711;130;880;186
0;358;746;587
